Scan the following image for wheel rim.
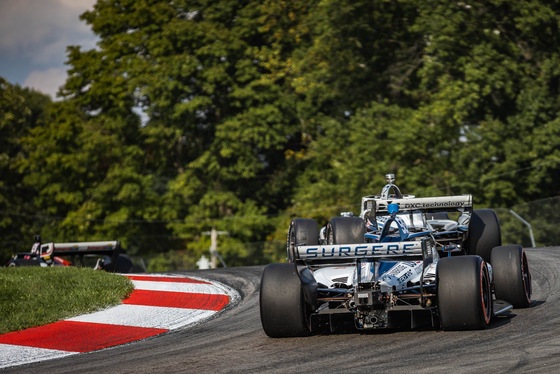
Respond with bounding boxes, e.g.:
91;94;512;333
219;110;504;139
287;227;295;262
480;262;492;324
521;250;532;303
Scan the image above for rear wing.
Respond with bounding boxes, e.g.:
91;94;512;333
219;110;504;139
50;241;121;256
27;241;121;257
294;239;434;264
14;240;122;270
361;194;472;216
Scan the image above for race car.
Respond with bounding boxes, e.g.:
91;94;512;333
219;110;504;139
260;174;532;337
6;235;132;273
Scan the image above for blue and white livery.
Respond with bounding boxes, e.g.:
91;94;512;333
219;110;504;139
259;174;532;337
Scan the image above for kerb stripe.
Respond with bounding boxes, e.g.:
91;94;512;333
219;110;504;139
126;275;210;284
0;321;167;353
123;289;229;311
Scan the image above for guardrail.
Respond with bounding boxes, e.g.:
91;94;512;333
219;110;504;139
494;196;560;248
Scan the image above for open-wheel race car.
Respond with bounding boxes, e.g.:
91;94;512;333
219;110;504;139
260;174;532;337
6;235;132;273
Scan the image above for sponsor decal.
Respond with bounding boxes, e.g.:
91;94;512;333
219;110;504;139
373;195;472;212
380;261;423;287
400;201;464;209
299;242;421;259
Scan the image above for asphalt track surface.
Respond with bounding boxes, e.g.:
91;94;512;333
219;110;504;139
3;246;560;374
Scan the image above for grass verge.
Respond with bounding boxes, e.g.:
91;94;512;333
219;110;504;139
0;266;134;335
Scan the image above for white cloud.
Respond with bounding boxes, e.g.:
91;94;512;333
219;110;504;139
0;0;96;52
23;68;68;99
57;0;97;10
0;0;97;90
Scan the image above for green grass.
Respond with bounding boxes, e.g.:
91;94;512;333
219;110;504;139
0;266;134;335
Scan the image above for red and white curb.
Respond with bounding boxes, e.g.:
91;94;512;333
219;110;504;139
0;273;239;369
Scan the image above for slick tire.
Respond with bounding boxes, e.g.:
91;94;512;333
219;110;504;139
465;209;502;263
259;263;312;338
437;255;492;330
326;217;365;244
7;258;41;267
491;245;532;308
287;219;319;262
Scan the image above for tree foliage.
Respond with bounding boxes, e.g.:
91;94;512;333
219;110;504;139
0;79;51;261
1;0;559;266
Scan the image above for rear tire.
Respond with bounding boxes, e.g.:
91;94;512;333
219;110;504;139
491;245;532;308
465;209;501;262
287;219;318;262
437;256;492;330
259;263;312;337
326;217;365;244
100;254;133;273
7;258;41;267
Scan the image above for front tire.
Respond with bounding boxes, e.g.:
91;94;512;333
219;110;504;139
259;263;313;337
7;258;41;267
491;245;532;308
465;209;502;262
287;219;318;262
326;217;365;244
437;256;492;330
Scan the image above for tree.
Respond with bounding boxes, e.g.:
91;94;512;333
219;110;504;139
4;1;560;268
412;0;560;205
48;0;319;264
0;79;51;262
291;0;422;119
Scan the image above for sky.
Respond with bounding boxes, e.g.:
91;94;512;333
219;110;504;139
0;0;98;99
